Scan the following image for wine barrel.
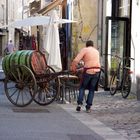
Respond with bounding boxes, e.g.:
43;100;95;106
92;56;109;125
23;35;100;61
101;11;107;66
2;50;47;75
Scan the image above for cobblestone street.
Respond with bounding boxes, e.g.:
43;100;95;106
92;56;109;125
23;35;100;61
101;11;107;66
91;91;140;140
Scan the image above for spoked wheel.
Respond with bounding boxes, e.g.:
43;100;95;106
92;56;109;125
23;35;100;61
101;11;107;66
34;66;59;106
121;71;131;98
110;71;118;95
4;65;37;107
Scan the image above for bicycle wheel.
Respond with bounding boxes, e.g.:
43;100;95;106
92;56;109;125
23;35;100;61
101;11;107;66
110;71;118;95
119;57;132;98
121;70;131;98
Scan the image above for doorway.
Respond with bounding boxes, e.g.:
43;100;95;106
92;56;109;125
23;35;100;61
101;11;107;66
104;16;130;89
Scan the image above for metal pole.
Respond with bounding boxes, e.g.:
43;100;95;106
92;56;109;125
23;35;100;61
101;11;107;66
1;4;4;25
6;0;8;42
37;26;40;51
22;0;24;19
6;0;8;25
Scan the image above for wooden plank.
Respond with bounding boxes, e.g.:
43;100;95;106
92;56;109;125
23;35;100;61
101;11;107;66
37;0;63;15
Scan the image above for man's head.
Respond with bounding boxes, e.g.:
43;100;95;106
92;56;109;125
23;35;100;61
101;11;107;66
86;40;94;47
9;40;12;43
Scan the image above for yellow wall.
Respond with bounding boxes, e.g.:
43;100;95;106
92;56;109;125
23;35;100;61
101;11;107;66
71;0;98;58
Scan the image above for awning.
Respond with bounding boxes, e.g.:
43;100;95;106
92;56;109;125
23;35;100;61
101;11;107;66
0;16;77;28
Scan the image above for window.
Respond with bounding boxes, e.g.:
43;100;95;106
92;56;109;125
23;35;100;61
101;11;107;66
119;0;130;17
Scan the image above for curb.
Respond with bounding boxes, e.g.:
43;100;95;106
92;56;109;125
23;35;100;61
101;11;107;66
59;104;128;140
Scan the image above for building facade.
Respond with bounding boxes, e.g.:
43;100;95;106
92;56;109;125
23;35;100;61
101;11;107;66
0;0;32;56
97;0;140;95
131;0;140;94
0;0;8;57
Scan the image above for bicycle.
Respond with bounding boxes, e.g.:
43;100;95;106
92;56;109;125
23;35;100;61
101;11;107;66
110;56;134;98
101;54;122;90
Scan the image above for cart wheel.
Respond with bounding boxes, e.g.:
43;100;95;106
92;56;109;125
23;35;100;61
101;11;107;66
4;65;37;107
34;66;59;106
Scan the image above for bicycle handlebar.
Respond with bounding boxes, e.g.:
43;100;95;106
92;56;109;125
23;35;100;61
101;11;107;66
103;53;121;59
103;53;135;61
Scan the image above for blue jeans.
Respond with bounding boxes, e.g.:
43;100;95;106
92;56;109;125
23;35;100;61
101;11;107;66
77;72;100;109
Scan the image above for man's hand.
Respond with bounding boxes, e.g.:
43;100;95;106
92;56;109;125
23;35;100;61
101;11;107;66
70;62;77;73
70;65;76;72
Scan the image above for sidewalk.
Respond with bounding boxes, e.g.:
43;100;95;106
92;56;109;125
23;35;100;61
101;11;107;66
92;91;140;140
61;90;140;140
60;102;128;140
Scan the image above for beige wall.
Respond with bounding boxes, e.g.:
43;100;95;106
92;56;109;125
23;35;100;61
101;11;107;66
71;0;98;58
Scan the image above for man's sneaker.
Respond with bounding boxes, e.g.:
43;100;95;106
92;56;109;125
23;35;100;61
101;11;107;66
76;105;81;112
86;107;91;113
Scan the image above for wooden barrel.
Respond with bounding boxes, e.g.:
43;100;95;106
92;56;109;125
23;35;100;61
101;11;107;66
2;50;47;75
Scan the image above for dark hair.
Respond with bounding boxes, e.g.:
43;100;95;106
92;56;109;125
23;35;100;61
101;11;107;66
86;40;94;47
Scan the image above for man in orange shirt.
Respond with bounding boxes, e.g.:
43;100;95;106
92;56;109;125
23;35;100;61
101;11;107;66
71;40;101;113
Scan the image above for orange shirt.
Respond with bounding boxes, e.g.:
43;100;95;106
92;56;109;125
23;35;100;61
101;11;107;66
71;46;101;74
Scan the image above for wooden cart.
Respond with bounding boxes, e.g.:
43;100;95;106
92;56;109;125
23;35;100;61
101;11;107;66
1;50;103;107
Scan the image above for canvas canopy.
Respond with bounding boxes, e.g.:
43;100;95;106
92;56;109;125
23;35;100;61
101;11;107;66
0;16;76;28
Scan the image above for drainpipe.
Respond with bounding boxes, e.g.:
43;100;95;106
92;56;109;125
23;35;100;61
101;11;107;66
5;0;9;43
1;4;4;25
6;0;8;25
101;0;103;56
